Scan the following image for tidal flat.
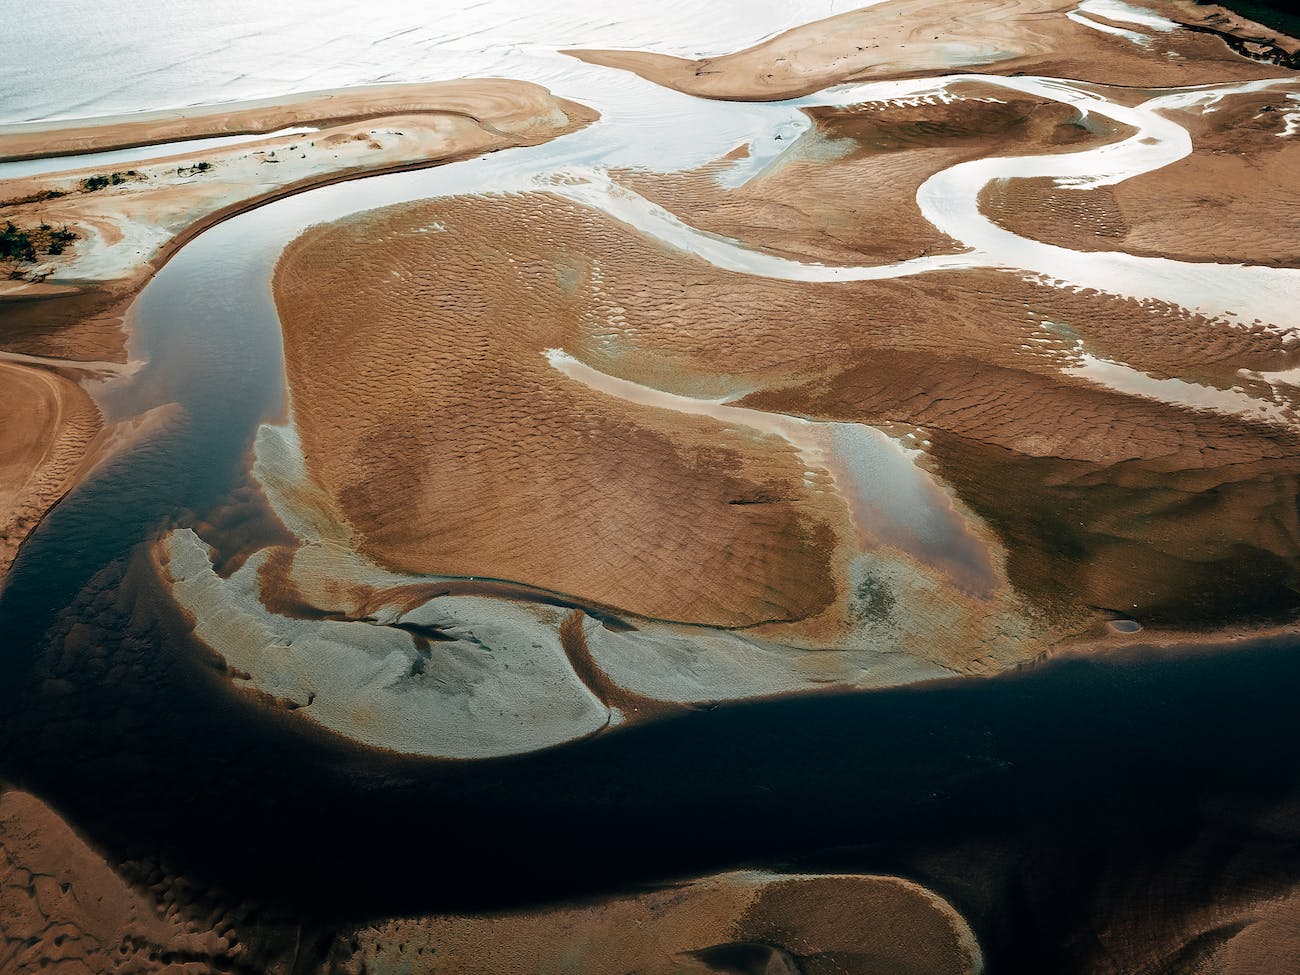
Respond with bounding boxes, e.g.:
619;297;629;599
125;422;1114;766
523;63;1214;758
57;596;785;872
2;1;1299;972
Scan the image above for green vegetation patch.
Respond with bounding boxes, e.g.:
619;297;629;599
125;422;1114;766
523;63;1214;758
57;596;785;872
1;220;79;277
81;169;142;191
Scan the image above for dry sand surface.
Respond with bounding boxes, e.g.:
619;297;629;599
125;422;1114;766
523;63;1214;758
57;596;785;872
566;0;1288;101
325;871;983;975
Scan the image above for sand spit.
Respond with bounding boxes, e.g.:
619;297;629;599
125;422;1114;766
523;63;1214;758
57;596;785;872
326;871;984;975
0;79;596;302
0;79;592;162
565;0;1290;102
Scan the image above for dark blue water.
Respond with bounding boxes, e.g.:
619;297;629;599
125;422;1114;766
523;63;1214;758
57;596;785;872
1215;1;1300;40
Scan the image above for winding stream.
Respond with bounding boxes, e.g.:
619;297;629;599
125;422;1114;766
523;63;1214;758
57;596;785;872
2;4;1300;968
5;29;1300;749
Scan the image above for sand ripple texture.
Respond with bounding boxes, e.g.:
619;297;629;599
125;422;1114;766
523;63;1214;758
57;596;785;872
6;0;1288;760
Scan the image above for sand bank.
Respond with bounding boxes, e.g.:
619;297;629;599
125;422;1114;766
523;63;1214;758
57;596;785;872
0;79;595;302
328;871;982;975
0;79;595;585
273;192;844;631
0;362;99;579
270;135;1300;650
618;80;1136;266
0;78;593;161
566;0;1289;102
982;79;1300;265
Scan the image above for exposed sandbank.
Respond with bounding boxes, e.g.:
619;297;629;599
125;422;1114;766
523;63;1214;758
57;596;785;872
982;81;1300;266
0;79;596;304
619;81;1137;266
0;78;593;162
564;0;1291;103
270;101;1300;656
0;80;596;585
273;193;843;631
329;871;983;975
0;362;99;579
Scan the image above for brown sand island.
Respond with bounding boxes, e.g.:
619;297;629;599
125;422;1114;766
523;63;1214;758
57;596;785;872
564;0;1294;100
137;0;1293;758
1;0;1297;757
0;79;595;580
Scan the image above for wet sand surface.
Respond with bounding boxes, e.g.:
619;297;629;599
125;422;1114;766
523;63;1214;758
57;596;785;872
566;0;1287;100
983;86;1300;265
618;83;1136;264
3;0;1300;972
274;194;841;631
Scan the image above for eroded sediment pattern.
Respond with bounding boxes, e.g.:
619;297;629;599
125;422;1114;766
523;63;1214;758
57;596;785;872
1;0;1282;764
152;9;1300;757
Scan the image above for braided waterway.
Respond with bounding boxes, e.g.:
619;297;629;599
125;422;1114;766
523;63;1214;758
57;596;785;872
112;65;1299;760
2;2;1300;971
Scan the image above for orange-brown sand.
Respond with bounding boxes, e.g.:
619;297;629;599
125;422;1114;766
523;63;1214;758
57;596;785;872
621;82;1136;265
0;78;591;161
327;871;983;975
565;0;1289;103
275;166;1300;640
0;788;241;973
0;80;595;584
983;86;1300;266
274;195;842;629
0;361;99;578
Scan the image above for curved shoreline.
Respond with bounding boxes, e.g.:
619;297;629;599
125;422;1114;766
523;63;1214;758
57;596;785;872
0;80;598;585
0;79;593;161
565;0;1296;103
